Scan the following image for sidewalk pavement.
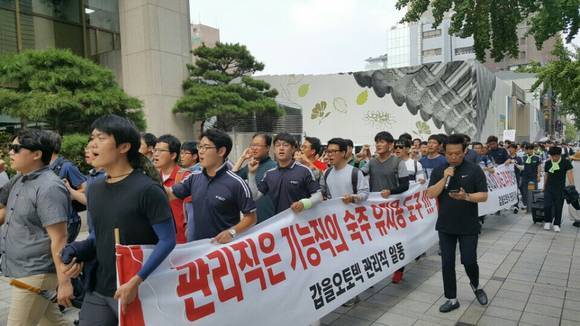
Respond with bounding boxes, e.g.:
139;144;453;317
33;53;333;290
1;211;579;326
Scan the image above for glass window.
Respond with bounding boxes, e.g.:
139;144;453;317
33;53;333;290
0;0;15;10
86;0;119;32
455;46;474;56
0;8;17;54
422;29;442;39
19;0;81;24
20;14;83;56
423;48;442;57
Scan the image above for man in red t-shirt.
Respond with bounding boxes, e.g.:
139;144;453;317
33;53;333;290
154;134;190;243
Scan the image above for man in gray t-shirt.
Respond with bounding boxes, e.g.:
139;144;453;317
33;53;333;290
0;129;72;325
360;132;410;197
321;138;369;203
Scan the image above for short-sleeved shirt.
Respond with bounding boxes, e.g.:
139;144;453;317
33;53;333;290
403;158;424;182
522;155;541;180
89;170;173;297
476;155;494;169
320;164;369;200
419;155;447;180
544;159;573;191
238;156;277;223
173;163;256;241
464;148;478;164
257;161;321;214
361;156;409;192
0;166;71;278
85;169;106;234
429;160;488;235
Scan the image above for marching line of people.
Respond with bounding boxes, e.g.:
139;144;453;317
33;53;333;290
0;114;578;325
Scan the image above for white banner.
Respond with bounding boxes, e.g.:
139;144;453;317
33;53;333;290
478;163;519;216
116;184;439;326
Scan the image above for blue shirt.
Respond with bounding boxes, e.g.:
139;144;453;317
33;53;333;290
464;148;478;164
49;156;86;222
419;155;447;180
172;164;256;241
257;161;321;214
238;156;277;223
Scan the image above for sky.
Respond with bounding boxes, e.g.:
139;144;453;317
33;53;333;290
188;0;405;75
188;0;579;76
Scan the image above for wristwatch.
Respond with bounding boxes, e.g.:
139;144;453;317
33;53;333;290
228;228;237;238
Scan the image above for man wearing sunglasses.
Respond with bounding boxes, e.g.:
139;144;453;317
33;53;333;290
0;129;73;325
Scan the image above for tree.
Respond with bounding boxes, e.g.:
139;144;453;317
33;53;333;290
0;49;144;134
396;0;580;62
173;42;281;129
517;39;580;128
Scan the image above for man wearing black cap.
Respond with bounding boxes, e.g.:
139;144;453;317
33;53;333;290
543;146;575;232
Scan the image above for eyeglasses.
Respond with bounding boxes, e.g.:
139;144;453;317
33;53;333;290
326;149;342;154
394;145;404;149
9;144;34;154
274;143;292;148
152;148;171;153
196;145;217;152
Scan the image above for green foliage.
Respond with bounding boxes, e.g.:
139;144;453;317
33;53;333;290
0;130;15;176
0;49;145;134
564;120;577;142
174;42;281;128
396;0;580;62
60;133;91;174
519;39;580;128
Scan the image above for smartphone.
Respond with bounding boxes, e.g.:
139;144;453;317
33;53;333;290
448;189;460;194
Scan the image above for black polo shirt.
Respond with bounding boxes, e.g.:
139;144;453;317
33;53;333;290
429;160;488;235
257;160;321;214
172;164;256;241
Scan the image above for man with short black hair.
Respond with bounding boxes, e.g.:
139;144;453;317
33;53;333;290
420;134;447;179
427;134;489;313
296;136;328;180
65;115;176;326
520;143;541;207
169;129;257;243
487;135;509;165
462;134;478;164
0;129;73;325
248;132;323;215
233;133;277;223
139;132;157;160
154;134;190;243
47;131;87;243
543;146;575;232
180;141;200;172
360;131;409;199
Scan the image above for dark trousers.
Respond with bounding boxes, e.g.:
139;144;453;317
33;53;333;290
520;177;536;205
544;189;565;226
79;291;118;326
439;231;479;299
67;219;81;243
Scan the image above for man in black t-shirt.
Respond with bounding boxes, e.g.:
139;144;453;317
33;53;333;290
543;146;575;232
62;115;176;326
427;134;489;313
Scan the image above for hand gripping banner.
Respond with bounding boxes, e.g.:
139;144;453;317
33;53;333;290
116;184;439;326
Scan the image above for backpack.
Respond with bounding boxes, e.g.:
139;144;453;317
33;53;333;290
323;166;359;199
51;159;87;213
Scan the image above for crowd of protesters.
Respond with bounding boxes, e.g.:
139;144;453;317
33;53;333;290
0;114;577;325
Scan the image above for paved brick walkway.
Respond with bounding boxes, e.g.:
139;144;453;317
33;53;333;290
1;211;579;325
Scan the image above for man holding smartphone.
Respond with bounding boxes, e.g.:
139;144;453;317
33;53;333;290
427;134;489;313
